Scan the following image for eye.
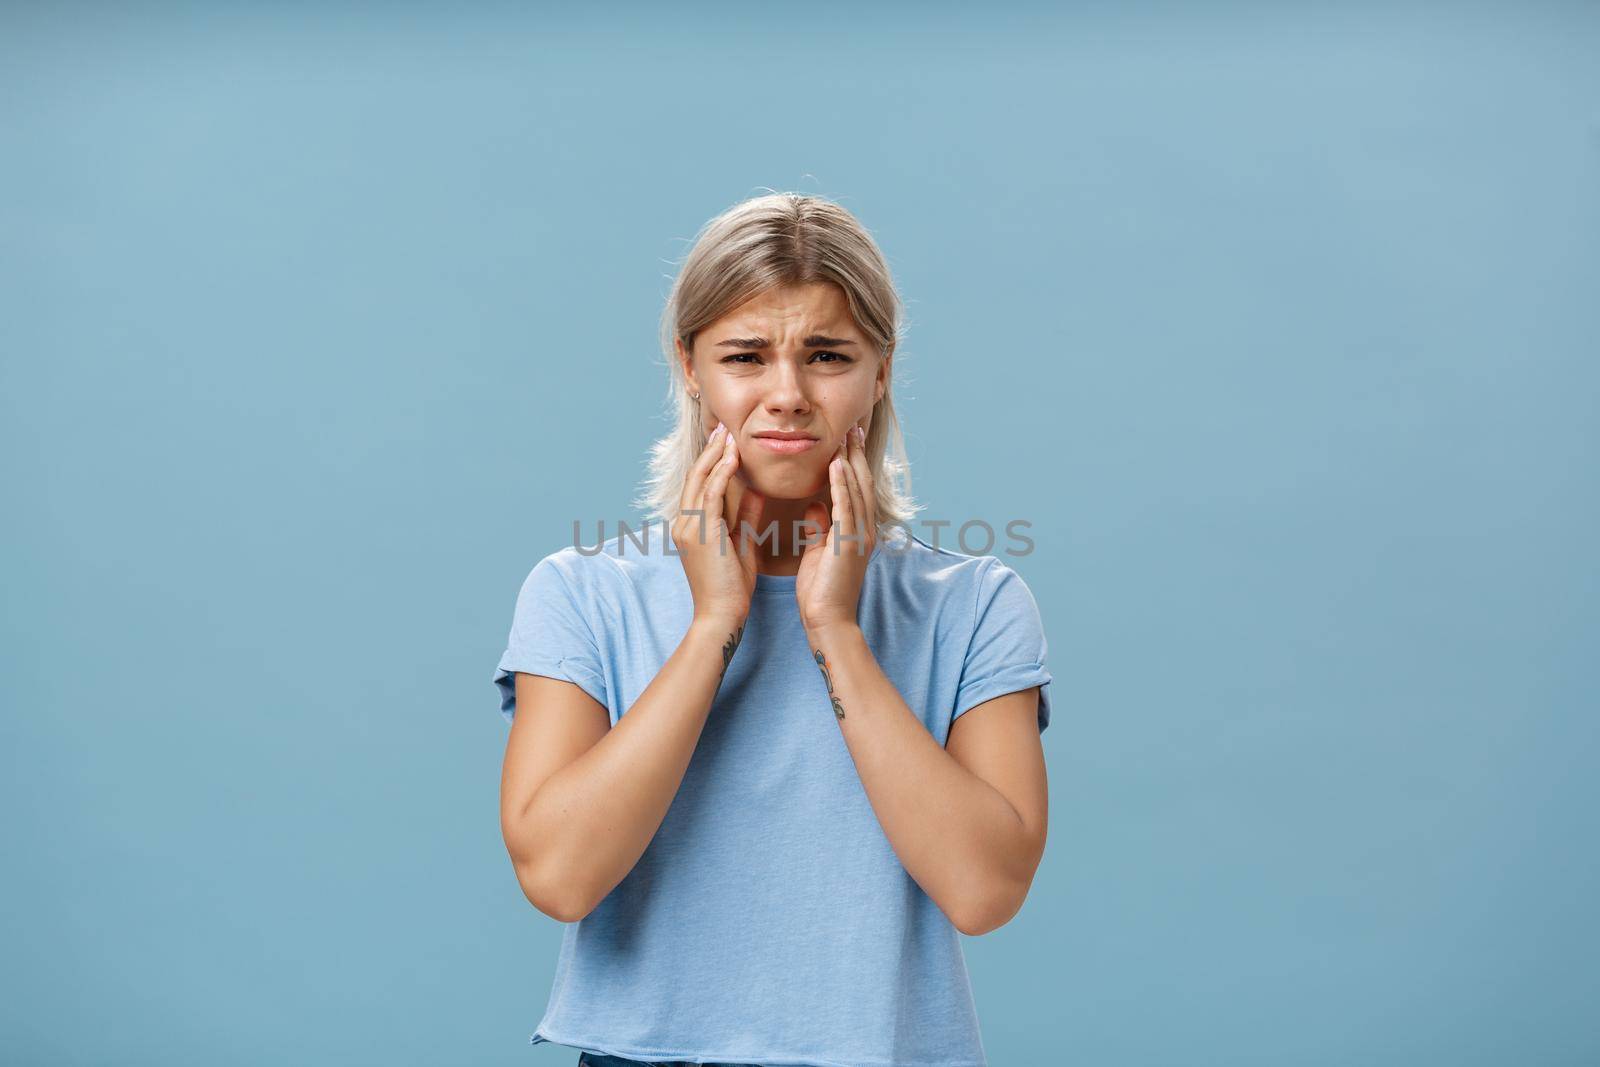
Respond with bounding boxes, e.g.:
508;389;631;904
718;351;855;365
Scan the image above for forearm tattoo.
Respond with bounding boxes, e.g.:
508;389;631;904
813;648;846;720
717;624;745;689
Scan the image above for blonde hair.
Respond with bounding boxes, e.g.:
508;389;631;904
633;192;923;532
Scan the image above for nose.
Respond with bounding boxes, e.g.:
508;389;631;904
762;360;813;416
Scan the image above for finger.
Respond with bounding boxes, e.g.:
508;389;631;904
845;426;875;547
724;467;759;557
700;432;740;551
829;450;855;555
838;447;867;556
802;501;830;554
678;423;729;517
734;484;765;563
722;468;741;542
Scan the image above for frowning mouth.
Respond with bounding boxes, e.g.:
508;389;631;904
752;436;820;455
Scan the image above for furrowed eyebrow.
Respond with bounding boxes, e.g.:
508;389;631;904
713;334;859;349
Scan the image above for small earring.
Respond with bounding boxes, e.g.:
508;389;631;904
691;392;700;401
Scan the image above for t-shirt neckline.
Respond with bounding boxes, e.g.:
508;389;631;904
753;571;799;594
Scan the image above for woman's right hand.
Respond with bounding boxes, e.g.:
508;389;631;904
671;422;764;627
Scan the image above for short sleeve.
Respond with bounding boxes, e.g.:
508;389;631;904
492;553;610;724
952;558;1054;733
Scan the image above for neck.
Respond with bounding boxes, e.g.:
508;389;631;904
748;493;827;576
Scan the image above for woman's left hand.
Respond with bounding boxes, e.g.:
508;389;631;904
797;422;878;634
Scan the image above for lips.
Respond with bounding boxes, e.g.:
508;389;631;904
753;434;819;455
752;430;818;441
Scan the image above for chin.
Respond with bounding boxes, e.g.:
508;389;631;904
738;464;826;500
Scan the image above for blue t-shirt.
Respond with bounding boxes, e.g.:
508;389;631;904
492;520;1053;1067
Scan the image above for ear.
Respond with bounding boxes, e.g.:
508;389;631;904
676;336;700;397
874;349;891;404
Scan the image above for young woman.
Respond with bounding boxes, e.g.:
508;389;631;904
494;193;1054;1067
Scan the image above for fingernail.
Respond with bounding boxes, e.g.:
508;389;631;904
711;422;724;440
854;425;865;443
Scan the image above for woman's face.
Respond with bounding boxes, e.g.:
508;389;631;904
679;281;888;501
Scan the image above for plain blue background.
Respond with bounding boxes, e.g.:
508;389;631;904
3;3;1596;1064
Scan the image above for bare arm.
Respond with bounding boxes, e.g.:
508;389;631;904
499;420;763;922
499;614;745;922
808;621;1048;936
